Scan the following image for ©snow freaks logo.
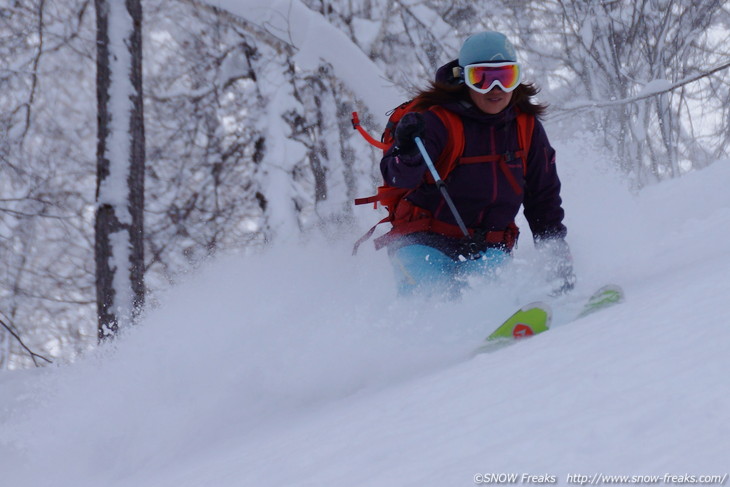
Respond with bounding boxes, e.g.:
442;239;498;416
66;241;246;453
512;324;535;338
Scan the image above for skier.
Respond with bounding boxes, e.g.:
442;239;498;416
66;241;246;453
378;31;575;296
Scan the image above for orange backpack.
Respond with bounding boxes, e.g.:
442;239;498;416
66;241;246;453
351;101;534;254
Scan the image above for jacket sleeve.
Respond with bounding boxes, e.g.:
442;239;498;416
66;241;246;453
379;111;447;188
523;118;568;241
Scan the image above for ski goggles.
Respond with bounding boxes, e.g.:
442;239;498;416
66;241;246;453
462;62;522;93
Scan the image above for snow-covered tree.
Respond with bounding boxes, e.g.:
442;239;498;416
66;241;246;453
506;0;730;185
1;0;97;367
94;0;145;339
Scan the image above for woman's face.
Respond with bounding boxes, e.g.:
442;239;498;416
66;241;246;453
468;86;512;115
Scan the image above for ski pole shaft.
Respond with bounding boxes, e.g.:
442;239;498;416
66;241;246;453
414;136;469;237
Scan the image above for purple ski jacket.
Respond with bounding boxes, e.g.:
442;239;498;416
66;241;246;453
380;99;567;255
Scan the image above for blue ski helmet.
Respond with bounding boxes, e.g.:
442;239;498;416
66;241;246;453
458;31;518;66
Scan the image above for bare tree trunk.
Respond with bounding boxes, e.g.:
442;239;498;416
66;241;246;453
94;0;145;341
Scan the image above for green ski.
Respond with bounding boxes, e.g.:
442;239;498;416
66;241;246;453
474;302;552;354
576;284;624;318
474;284;624;355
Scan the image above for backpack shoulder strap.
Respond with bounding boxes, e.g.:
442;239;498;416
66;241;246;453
514;111;535;176
427;107;533;179
427;106;465;181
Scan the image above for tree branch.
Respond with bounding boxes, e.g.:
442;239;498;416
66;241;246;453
21;0;46;145
0;316;53;367
554;60;730;114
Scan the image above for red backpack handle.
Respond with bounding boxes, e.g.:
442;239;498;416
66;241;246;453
351;112;389;151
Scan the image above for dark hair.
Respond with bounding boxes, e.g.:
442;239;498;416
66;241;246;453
409;81;548;118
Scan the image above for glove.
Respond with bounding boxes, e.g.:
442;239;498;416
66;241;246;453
394;112;426;156
538;238;576;295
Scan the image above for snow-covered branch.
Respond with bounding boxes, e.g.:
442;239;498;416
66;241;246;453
194;0;403;122
555;60;730;114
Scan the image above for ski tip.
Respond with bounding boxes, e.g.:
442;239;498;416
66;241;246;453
519;301;552;313
595;283;624;295
519;301;553;326
576;283;626;319
591;284;625;303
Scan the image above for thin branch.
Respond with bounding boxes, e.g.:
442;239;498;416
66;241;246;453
21;0;46;145
0;316;53;367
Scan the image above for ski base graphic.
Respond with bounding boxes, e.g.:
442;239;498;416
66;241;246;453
474;303;551;354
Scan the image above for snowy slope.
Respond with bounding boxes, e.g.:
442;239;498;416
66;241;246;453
2;154;730;486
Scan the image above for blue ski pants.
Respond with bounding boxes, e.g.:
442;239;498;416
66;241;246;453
389;244;509;297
